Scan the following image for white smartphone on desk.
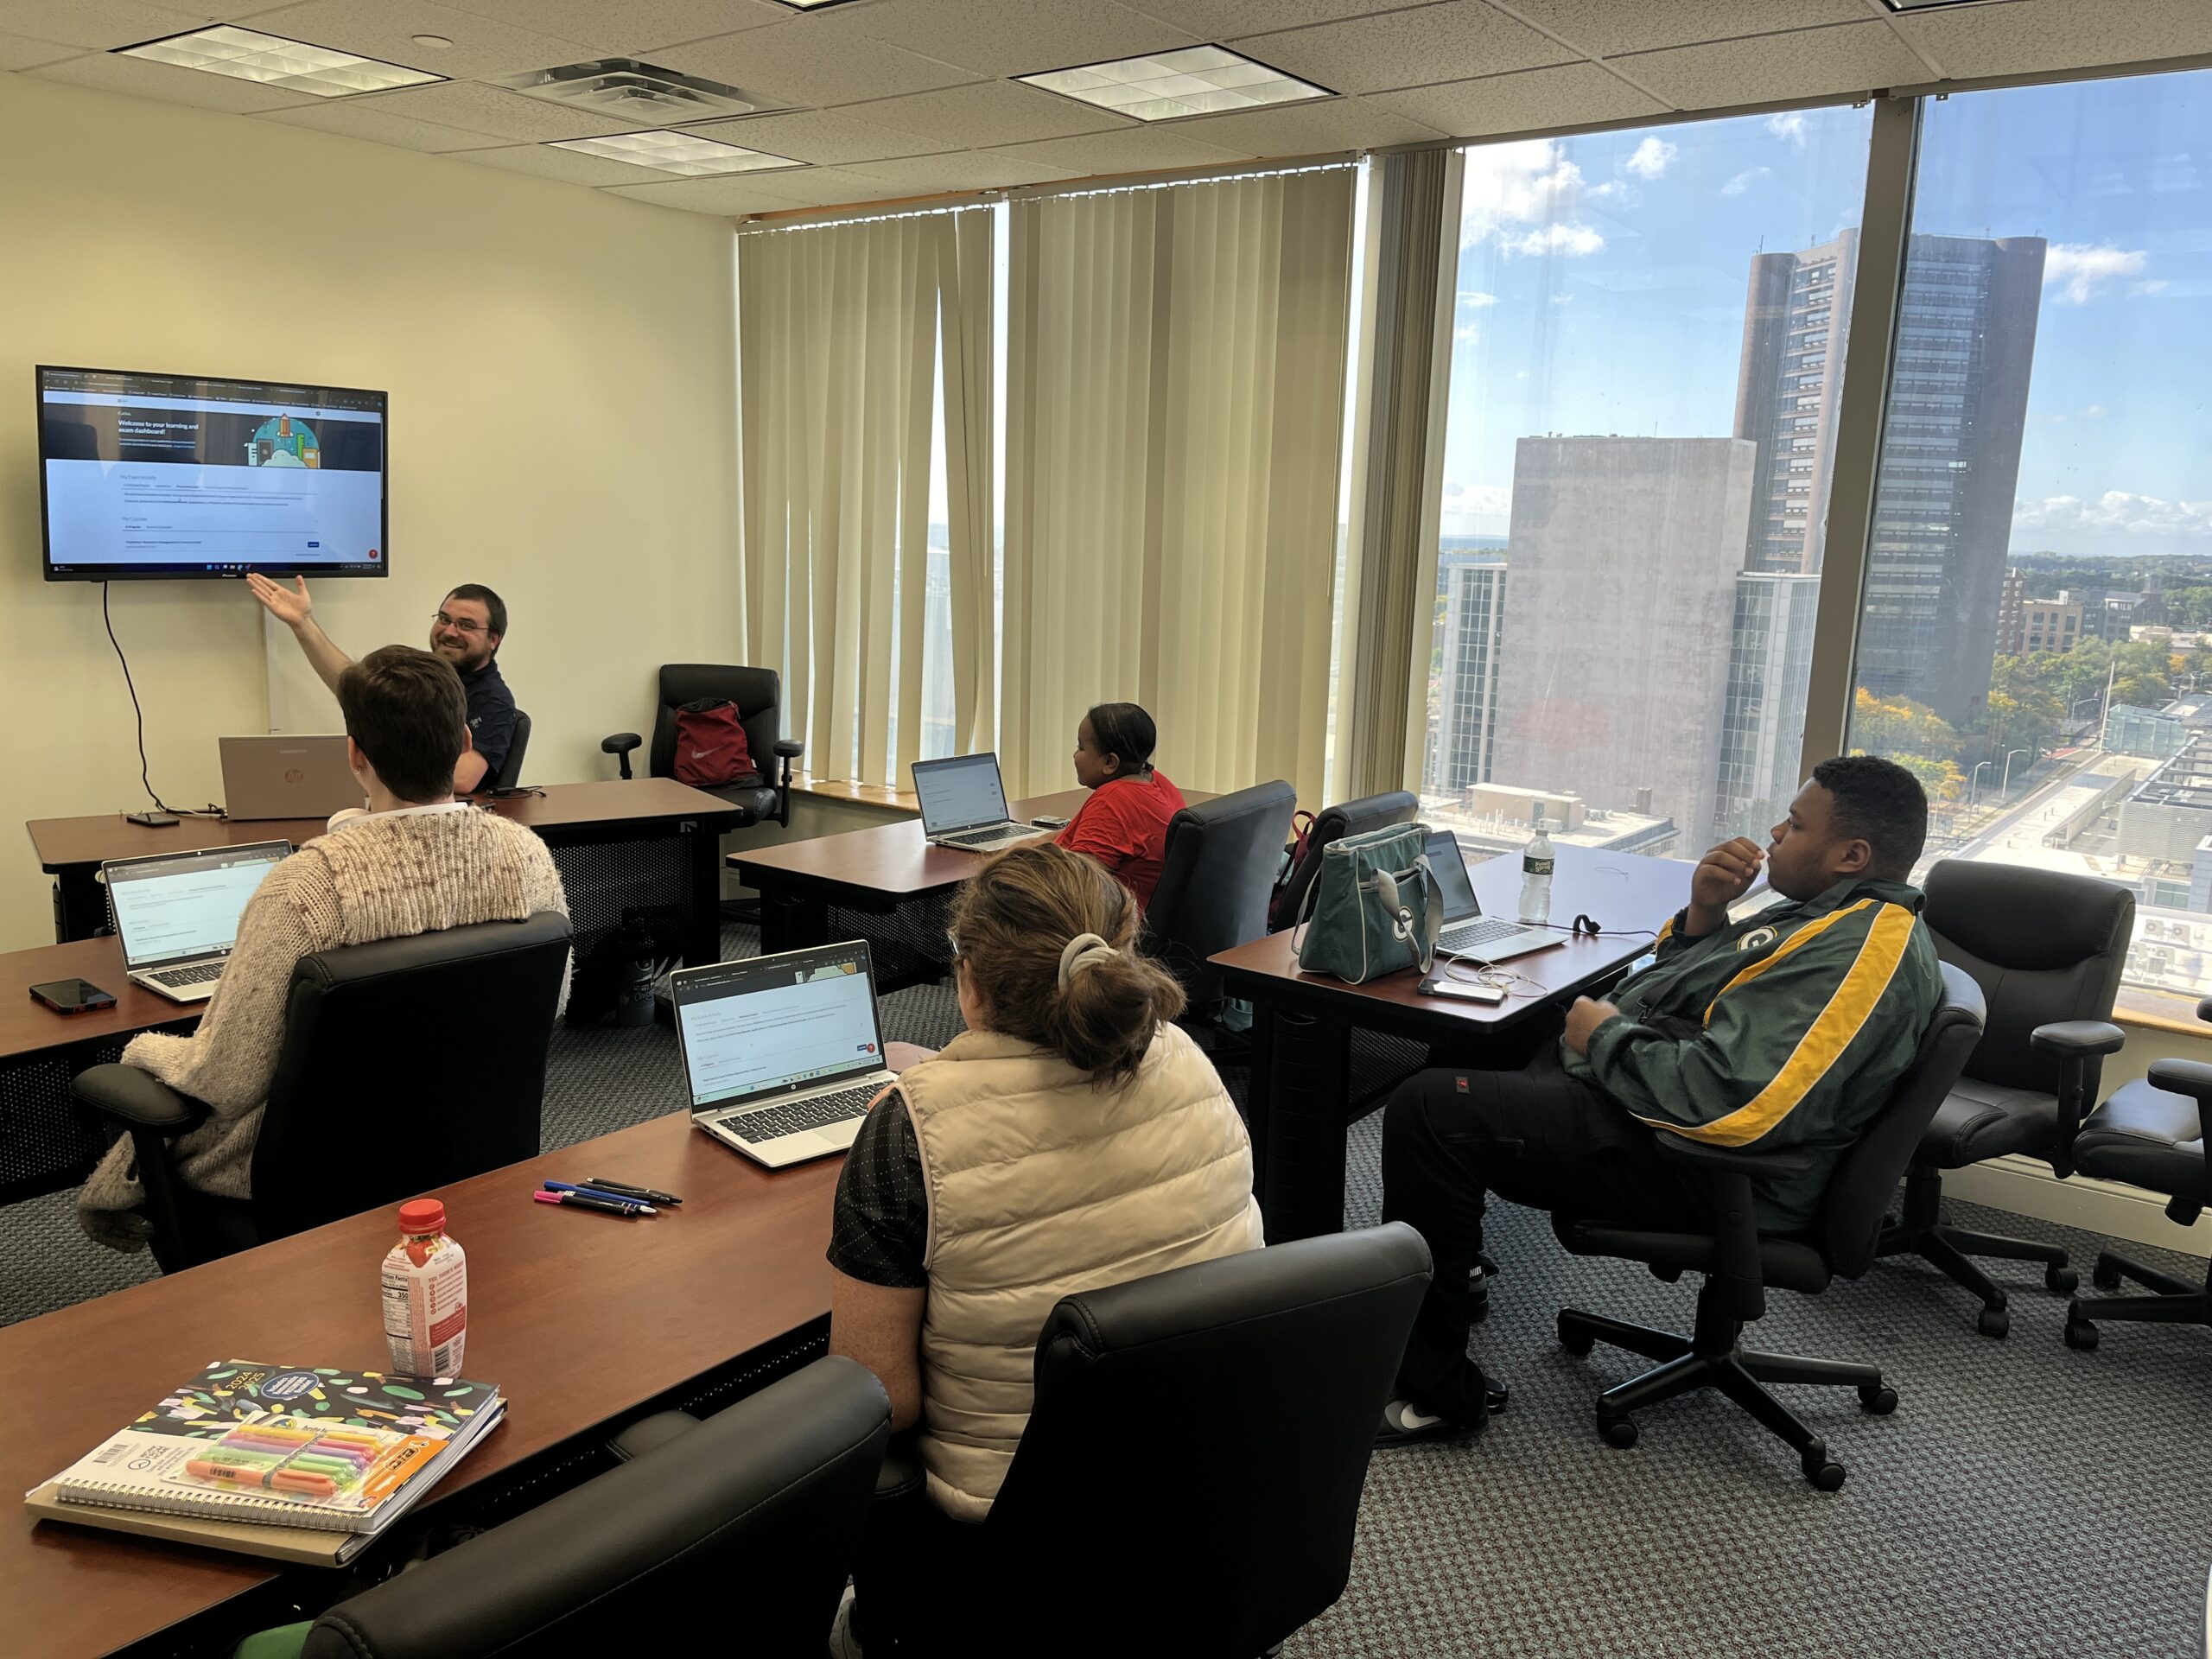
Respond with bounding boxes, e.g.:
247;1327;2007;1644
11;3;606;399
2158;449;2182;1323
1419;973;1506;1005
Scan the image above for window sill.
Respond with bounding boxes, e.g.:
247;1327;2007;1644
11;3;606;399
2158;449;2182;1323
2113;987;2208;1040
789;772;918;814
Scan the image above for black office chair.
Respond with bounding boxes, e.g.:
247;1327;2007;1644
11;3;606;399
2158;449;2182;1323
1878;861;2131;1335
2061;995;2211;1351
1268;788;1417;933
487;709;530;791
601;664;803;829
300;1357;889;1659
1554;963;1985;1488
72;913;570;1272
1145;780;1298;1017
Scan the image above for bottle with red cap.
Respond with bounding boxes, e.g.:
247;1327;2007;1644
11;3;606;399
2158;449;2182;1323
380;1198;467;1376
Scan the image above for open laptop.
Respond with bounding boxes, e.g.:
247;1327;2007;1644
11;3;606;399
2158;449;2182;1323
221;735;365;822
911;753;1049;853
1427;830;1561;963
673;940;898;1168
103;841;292;1003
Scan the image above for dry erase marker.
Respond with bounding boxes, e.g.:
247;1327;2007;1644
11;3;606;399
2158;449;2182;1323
542;1179;664;1210
583;1177;683;1205
533;1188;652;1217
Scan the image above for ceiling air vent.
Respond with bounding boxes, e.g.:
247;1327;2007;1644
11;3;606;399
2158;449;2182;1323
496;59;774;124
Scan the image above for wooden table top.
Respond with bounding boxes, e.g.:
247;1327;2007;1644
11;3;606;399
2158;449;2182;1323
1211;842;1694;1030
727;788;1096;898
0;1108;841;1659
27;779;740;874
0;938;192;1062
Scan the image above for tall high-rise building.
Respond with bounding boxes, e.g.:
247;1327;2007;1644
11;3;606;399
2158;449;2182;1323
1714;572;1821;838
1491;437;1756;837
1734;232;2046;728
1435;559;1507;792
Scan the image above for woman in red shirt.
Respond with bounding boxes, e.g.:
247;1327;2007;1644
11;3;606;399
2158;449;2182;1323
1054;702;1187;910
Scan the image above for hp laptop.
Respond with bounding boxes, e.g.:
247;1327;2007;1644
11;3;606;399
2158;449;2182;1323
221;735;365;822
911;753;1049;854
674;940;898;1168
103;841;292;1003
1427;830;1561;963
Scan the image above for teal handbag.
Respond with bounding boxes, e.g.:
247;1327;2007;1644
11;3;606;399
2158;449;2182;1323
1294;821;1443;983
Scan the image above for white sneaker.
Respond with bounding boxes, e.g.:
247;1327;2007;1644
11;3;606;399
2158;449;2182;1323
828;1583;864;1659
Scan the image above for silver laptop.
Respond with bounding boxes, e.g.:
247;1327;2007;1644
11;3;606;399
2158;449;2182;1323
221;734;365;822
911;753;1049;853
103;841;292;1003
1427;830;1561;963
674;940;898;1168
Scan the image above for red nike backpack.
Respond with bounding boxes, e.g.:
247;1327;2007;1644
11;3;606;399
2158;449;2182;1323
672;697;754;788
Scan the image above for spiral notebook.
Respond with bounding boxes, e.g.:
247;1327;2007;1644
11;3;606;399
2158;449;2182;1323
29;1360;502;1552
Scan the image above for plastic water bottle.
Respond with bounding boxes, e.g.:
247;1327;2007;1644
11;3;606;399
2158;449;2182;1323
1520;812;1554;925
382;1198;467;1376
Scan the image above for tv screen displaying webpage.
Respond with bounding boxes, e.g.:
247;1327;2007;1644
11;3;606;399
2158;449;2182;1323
37;365;388;581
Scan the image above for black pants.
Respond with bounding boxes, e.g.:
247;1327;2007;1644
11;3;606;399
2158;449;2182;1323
1380;1049;1706;1423
850;1469;985;1656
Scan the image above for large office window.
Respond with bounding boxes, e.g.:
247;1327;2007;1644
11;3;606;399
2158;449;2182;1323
1843;70;2212;1009
1421;110;1872;867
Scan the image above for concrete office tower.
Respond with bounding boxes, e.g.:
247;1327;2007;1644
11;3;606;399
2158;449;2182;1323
1435;559;1507;791
1734;232;2046;728
1714;572;1821;839
1490;437;1756;838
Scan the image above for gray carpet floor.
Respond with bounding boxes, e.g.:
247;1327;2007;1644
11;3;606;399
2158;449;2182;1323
7;922;2209;1656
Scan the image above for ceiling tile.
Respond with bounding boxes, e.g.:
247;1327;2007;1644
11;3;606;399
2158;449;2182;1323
1370;60;1665;138
26;46;321;111
1500;0;1868;60
244;0;594;79
849;149;1071;192
340;78;641;140
1125;1;1442;30
449;140;659;185
655;14;978;108
0;27;75;67
607;174;819;213
682;106;948;164
984;124;1256;181
1232;2;1578;95
257;95;499;149
720;162;915;207
846;79;1130;149
433;0;790;56
845;0;1200;79
0;0;219;49
1170;92;1446;156
1617;19;1928;108
1894;0;2212;80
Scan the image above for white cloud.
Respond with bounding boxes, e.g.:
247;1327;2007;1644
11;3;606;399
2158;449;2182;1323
1453;323;1482;345
1439;480;1513;531
2080;404;2108;419
1459;138;1605;258
1721;166;1769;198
2043;242;2149;303
1458;289;1497;309
2130;277;2171;297
1624;135;1675;180
1587;180;1632;204
1549;292;1574;305
1765;111;1807;145
2014;492;2212;540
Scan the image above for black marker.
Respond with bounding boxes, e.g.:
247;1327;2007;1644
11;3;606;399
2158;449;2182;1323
585;1177;683;1206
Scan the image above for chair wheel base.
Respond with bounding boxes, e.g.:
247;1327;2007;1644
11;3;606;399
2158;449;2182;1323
1558;1313;1596;1357
2091;1259;2124;1291
1976;1305;2010;1339
2063;1309;2100;1351
1802;1446;1847;1491
2045;1263;2079;1295
1599;1414;1638;1449
1857;1383;1897;1415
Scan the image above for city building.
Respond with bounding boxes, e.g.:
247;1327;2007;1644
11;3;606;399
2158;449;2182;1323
1430;782;1681;861
1734;232;2046;728
1433;559;1507;791
1489;436;1756;839
1714;572;1821;838
2107;703;2190;760
1996;569;2027;654
2119;734;2212;863
2022;594;2084;655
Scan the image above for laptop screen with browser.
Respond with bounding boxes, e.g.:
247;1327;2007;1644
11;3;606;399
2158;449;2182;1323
106;842;289;970
673;942;886;1111
911;753;1011;835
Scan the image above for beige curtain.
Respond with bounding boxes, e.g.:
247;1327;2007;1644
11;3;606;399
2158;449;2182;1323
1001;168;1356;804
939;208;997;757
739;209;993;788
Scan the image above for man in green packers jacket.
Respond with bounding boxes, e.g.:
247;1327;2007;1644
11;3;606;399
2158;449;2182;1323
1377;754;1942;1447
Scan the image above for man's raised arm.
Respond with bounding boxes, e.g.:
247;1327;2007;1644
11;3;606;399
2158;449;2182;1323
247;574;352;695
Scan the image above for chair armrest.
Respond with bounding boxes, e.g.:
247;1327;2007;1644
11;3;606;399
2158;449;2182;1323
769;740;803;827
772;739;804;759
602;732;642;782
2197;995;2212;1027
2146;1058;2212;1107
2031;1020;2126;1058
1652;1134;1816;1179
70;1064;207;1135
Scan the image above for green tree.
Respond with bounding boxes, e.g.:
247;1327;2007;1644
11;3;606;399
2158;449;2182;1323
1852;688;1960;763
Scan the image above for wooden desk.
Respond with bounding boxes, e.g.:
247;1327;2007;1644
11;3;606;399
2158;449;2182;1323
0;1106;841;1659
29;779;741;971
1212;842;1694;1242
0;938;196;1205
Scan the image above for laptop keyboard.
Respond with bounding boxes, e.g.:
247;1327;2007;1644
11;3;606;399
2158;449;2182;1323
939;825;1032;848
722;1084;881;1144
147;962;224;988
1438;917;1538;956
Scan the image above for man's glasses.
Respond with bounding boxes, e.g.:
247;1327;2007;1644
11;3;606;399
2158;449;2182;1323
433;612;489;635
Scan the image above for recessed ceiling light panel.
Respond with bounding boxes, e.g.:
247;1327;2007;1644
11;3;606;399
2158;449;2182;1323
549;130;801;177
119;26;442;97
499;59;775;123
1020;46;1330;123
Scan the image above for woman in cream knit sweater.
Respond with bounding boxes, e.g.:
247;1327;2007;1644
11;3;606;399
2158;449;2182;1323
78;646;568;1251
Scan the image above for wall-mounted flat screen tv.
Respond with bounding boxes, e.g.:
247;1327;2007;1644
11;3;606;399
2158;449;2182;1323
38;365;388;581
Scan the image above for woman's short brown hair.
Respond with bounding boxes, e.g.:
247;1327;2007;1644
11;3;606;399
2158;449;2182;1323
336;645;467;803
950;842;1185;1084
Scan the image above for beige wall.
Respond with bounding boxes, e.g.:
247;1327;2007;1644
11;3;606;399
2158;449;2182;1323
0;71;740;950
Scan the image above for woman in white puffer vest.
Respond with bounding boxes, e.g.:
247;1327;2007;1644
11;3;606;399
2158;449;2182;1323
828;840;1263;1655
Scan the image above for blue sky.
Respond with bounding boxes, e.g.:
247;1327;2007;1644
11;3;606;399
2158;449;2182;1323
1436;70;2212;559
